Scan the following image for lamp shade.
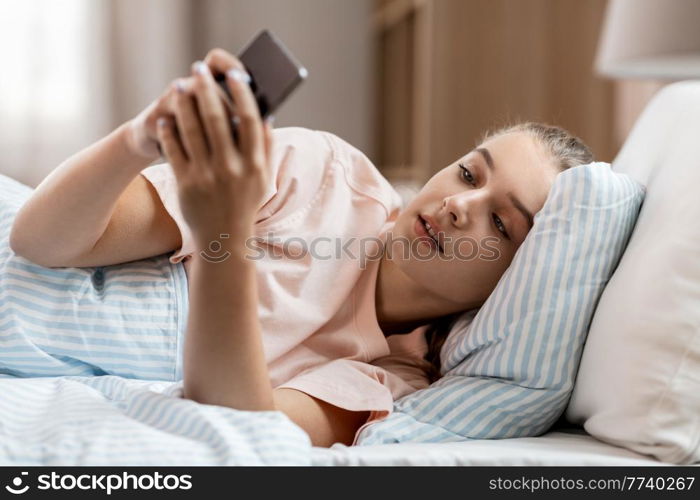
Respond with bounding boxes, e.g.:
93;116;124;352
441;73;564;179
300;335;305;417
595;0;700;79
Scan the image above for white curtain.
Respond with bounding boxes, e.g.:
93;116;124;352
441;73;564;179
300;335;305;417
1;0;100;186
0;0;194;187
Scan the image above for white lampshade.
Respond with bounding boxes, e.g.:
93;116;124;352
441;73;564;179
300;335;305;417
596;0;700;79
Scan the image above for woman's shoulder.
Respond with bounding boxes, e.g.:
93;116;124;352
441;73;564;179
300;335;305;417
264;127;403;222
271;126;332;158
310;128;404;217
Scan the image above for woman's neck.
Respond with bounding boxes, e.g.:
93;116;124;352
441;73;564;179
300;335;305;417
374;251;475;337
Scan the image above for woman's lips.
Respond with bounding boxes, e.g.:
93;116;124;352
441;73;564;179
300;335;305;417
414;216;441;252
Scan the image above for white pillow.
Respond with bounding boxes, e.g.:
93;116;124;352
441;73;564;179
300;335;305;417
566;81;700;465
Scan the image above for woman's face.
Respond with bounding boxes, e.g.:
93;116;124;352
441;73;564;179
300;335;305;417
387;131;560;310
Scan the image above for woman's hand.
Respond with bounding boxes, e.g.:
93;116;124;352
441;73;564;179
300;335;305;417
124;81;181;161
123;58;239;161
155;51;274;245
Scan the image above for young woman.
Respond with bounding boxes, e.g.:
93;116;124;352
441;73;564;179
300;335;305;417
8;49;593;448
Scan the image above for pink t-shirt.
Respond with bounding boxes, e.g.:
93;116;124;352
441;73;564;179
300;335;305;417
140;126;431;444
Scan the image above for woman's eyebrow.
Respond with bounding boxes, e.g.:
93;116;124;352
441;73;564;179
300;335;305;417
508;192;534;230
475;147;495;171
475;147;534;230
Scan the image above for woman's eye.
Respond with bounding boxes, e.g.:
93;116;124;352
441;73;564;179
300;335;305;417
493;214;510;239
458;164;476;185
458;163;509;240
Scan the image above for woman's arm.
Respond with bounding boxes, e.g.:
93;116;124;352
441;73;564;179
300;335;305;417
182;236;273;411
183;227;369;446
10;124;152;267
10;78;186;268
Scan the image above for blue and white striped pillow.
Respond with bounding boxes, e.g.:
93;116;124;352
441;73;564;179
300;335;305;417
357;162;645;444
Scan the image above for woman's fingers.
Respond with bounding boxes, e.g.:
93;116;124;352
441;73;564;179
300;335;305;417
173;77;209;168
203;48;266;167
225;68;265;167
203;48;266;164
190;61;237;166
162;49;266;177
204;48;246;77
156;117;187;178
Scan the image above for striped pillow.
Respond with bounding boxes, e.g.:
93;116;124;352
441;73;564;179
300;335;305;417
357;162;645;444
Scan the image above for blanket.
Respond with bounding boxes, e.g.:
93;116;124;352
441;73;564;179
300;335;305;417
0;375;311;465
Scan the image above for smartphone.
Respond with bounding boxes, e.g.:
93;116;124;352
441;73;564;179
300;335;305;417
215;29;308;120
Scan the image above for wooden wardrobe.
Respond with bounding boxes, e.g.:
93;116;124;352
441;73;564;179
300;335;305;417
374;0;617;185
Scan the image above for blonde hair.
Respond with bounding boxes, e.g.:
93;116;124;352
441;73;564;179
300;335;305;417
424;121;594;383
480;121;594;172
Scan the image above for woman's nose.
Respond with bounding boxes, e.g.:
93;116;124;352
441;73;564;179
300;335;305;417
444;191;487;228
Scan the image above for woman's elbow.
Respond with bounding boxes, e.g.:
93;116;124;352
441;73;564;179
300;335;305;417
273;388;368;447
9;219;36;262
9;218;61;268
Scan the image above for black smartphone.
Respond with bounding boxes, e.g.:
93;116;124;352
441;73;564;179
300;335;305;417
215;29;308;120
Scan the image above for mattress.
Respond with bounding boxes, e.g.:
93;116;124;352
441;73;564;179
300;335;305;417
310;428;668;466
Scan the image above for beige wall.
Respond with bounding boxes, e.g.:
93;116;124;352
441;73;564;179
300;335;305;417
193;0;378;161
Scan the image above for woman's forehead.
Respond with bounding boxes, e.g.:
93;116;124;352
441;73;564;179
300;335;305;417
476;132;553;175
480;131;540;156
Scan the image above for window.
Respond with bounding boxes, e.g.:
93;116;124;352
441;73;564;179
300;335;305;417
0;0;90;124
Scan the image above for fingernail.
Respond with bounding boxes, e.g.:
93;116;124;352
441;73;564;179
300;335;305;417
176;79;187;93
194;61;209;76
157;117;168;128
265;115;275;126
227;68;251;84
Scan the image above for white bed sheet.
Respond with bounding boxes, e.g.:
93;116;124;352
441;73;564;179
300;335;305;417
311;428;670;466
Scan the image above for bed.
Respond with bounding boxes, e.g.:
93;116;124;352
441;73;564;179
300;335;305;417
0;376;666;466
